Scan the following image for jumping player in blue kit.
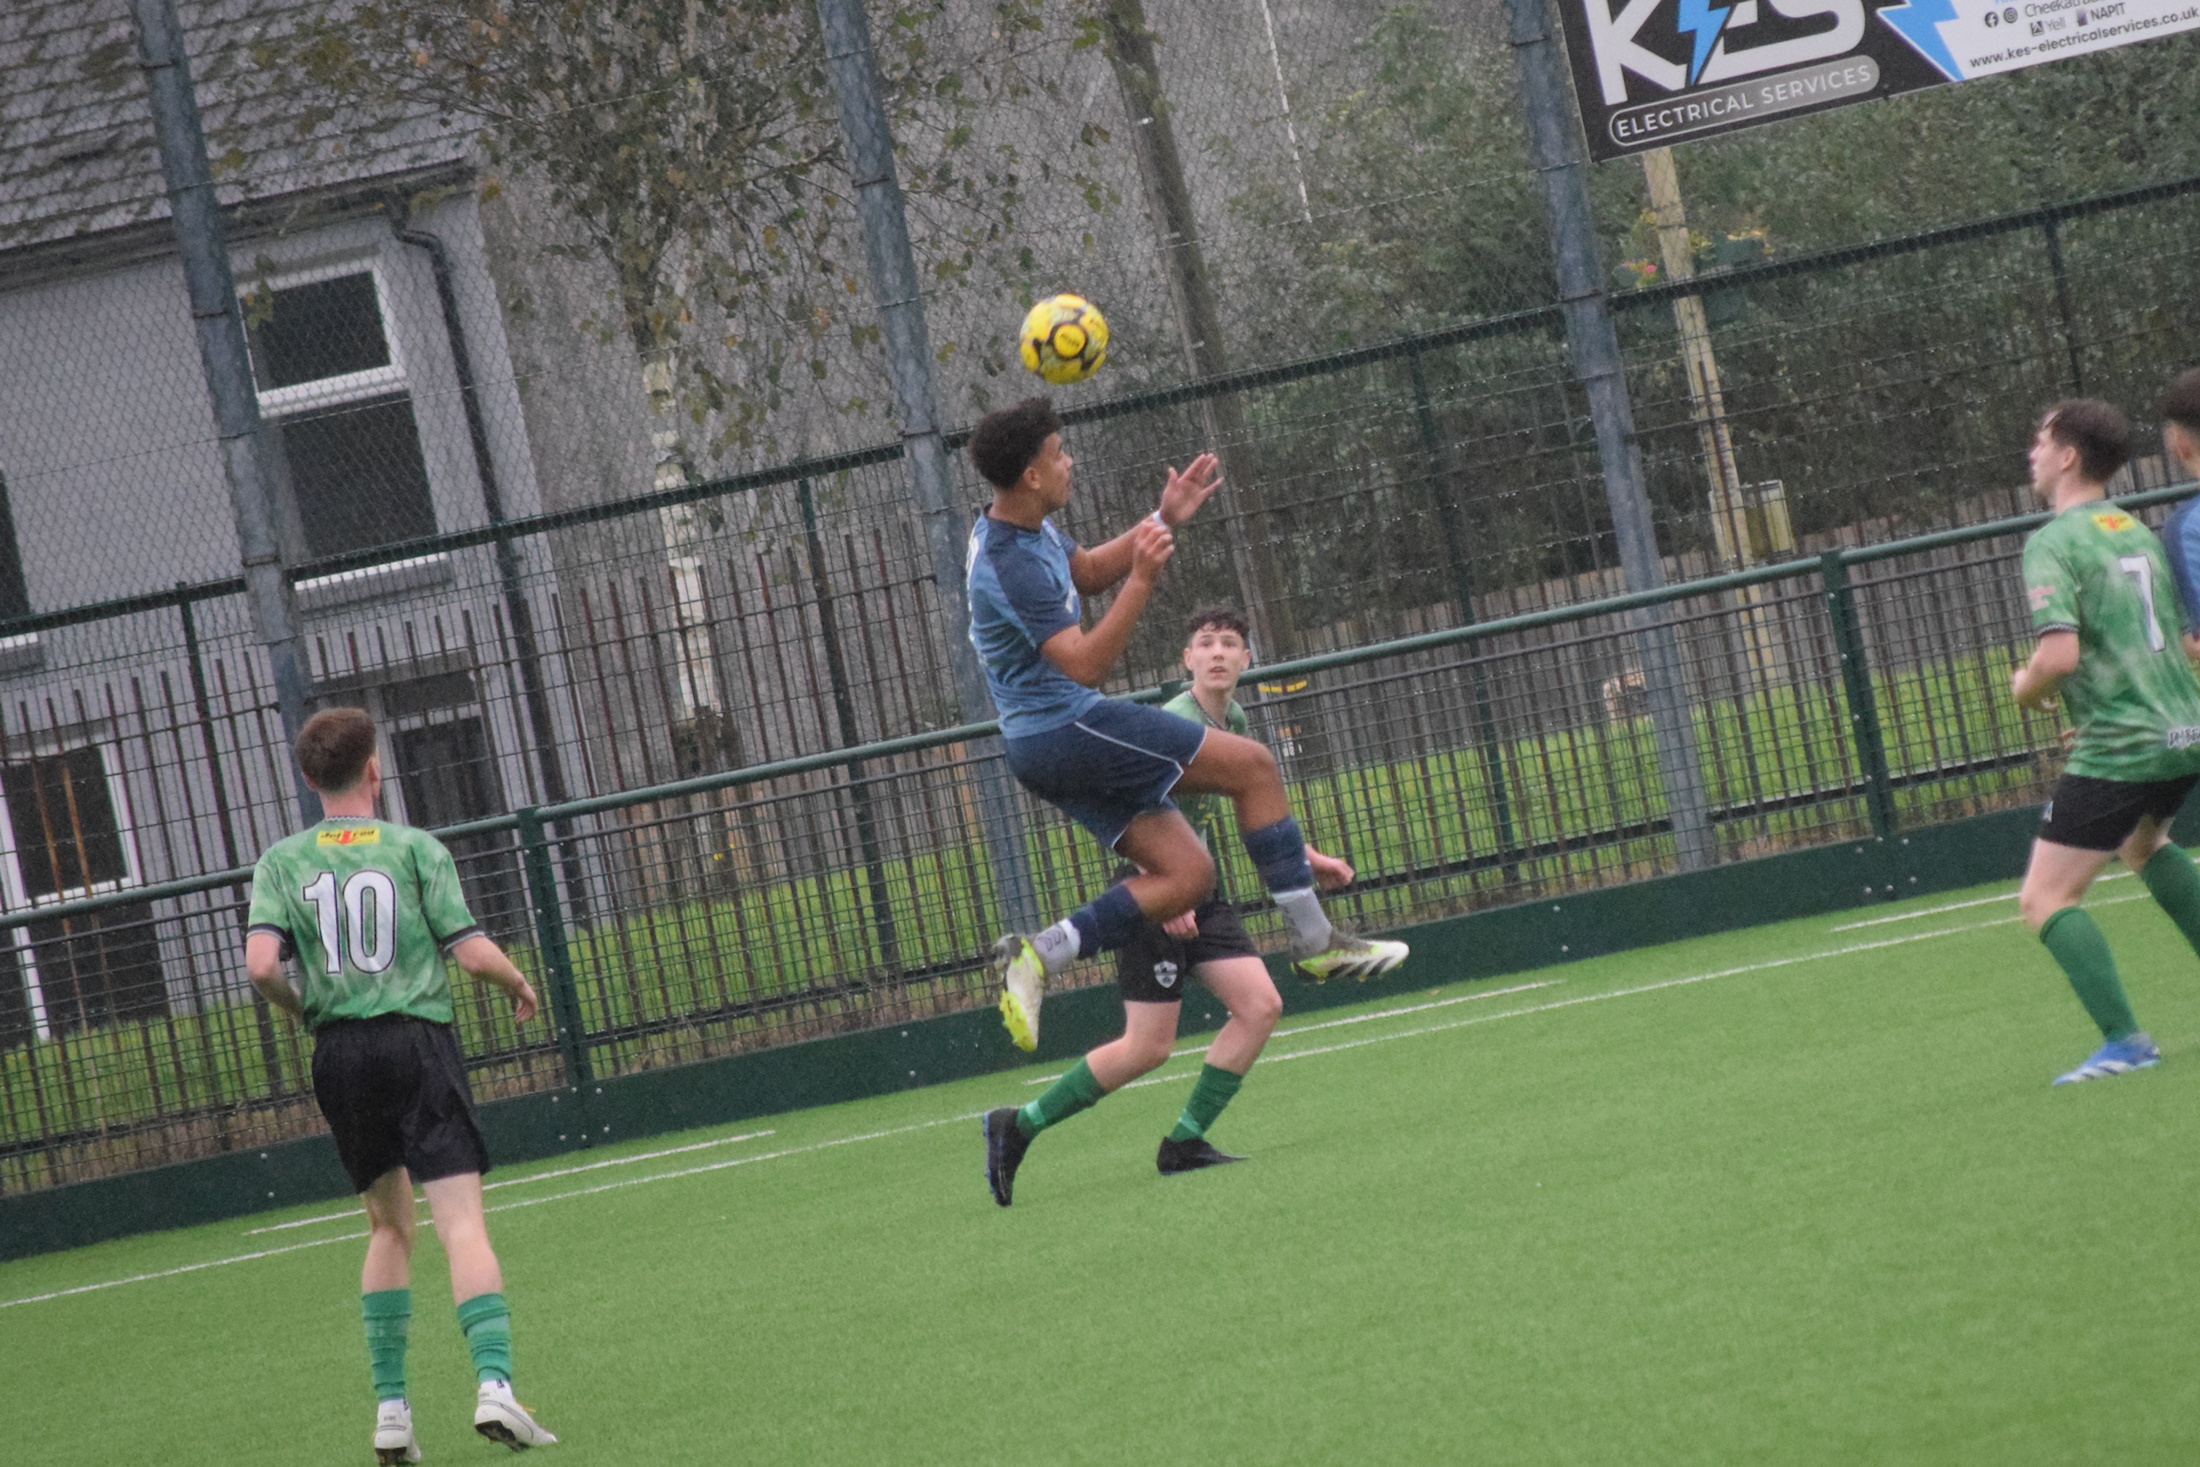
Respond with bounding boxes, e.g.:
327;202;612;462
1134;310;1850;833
2157;369;2200;650
963;396;1407;1206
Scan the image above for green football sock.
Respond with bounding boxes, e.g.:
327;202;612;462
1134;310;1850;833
362;1289;411;1403
2039;906;2140;1041
456;1292;513;1385
1016;1058;1108;1138
2141;844;2200;956
1168;1063;1245;1142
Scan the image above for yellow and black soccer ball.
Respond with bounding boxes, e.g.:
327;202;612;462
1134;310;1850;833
1018;293;1109;385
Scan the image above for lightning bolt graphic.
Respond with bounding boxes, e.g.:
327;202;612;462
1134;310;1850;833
1877;0;1965;80
1675;0;1732;87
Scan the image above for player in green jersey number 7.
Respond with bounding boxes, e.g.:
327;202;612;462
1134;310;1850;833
2011;399;2200;1086
245;709;557;1461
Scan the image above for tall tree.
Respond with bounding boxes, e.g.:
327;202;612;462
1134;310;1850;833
273;0;1104;461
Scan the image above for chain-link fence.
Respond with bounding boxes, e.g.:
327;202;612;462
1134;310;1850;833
1;499;2154;1193
5;2;2200;1190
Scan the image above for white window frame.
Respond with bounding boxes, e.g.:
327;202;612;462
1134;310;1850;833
242;257;411;419
0;738;146;1042
242;256;449;581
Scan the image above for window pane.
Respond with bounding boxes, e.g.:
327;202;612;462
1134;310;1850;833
0;939;29;1050
393;715;525;940
250;273;390;389
2;747;128;899
279;394;439;559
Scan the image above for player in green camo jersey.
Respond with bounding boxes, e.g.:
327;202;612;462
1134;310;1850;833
245;708;556;1462
251;818;479;1029
985;607;1359;1195
2010;399;2200;1086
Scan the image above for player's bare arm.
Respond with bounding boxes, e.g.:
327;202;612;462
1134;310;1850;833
452;934;542;1025
1068;453;1222;595
244;930;306;1019
2012;629;2079;710
1040;517;1175;685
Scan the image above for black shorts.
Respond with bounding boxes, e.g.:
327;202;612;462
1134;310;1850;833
2038;772;2199;852
311;1014;490;1194
1115;895;1259;1003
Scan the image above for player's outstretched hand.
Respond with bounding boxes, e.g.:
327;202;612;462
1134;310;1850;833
1310;851;1354;890
1129;515;1175;579
508;979;541;1025
1157;452;1222;526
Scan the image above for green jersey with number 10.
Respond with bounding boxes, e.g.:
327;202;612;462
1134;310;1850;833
2022;502;2200;783
247;819;483;1029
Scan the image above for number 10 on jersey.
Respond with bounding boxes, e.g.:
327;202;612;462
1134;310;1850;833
302;869;398;974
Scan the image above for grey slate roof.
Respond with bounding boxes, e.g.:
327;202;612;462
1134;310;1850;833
0;0;470;254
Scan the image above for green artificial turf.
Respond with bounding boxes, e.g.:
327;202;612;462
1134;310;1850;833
6;874;2199;1465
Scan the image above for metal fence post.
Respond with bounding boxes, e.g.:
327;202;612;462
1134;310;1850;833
179;590;286;1091
798;477;901;971
1408;353;1520;877
2041;214;2085;395
515;808;593;1102
1820;552;1897;840
1506;0;1713;871
814;0;1039;934
130;0;316;828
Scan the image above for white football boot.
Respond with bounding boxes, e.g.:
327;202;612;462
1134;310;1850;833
474;1380;557;1451
373;1398;421;1465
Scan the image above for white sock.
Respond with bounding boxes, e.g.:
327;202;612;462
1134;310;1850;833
1273;888;1332;950
1031;919;1081;973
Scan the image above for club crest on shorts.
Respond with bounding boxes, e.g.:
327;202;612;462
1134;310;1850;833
1153;958;1179;989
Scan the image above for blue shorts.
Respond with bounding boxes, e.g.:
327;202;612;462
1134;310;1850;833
1004;699;1209;850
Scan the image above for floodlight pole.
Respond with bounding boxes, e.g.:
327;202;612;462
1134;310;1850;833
132;0;318;828
815;0;1040;933
1507;0;1713;870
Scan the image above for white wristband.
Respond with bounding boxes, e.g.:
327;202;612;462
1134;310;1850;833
1149;510;1168;529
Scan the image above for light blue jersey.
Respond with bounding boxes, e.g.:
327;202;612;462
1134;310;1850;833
966;513;1104;737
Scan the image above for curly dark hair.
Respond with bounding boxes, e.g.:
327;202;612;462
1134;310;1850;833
967;396;1061;490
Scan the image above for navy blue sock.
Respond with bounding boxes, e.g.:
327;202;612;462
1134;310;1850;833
1068;883;1145;956
1241;816;1314;893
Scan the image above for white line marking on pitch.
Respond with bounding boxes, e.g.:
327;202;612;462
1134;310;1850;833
1262;913;2046;1065
2;1123;959;1312
1109;982;1564;1093
243;1129;780;1235
0;912;2049;1311
1025;980;1562;1086
1829;893;2014;930
476;1113;984;1217
0;1231;365;1310
1829;867;2146;931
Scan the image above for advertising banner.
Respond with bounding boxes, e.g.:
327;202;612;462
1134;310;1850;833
1559;0;2200;160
